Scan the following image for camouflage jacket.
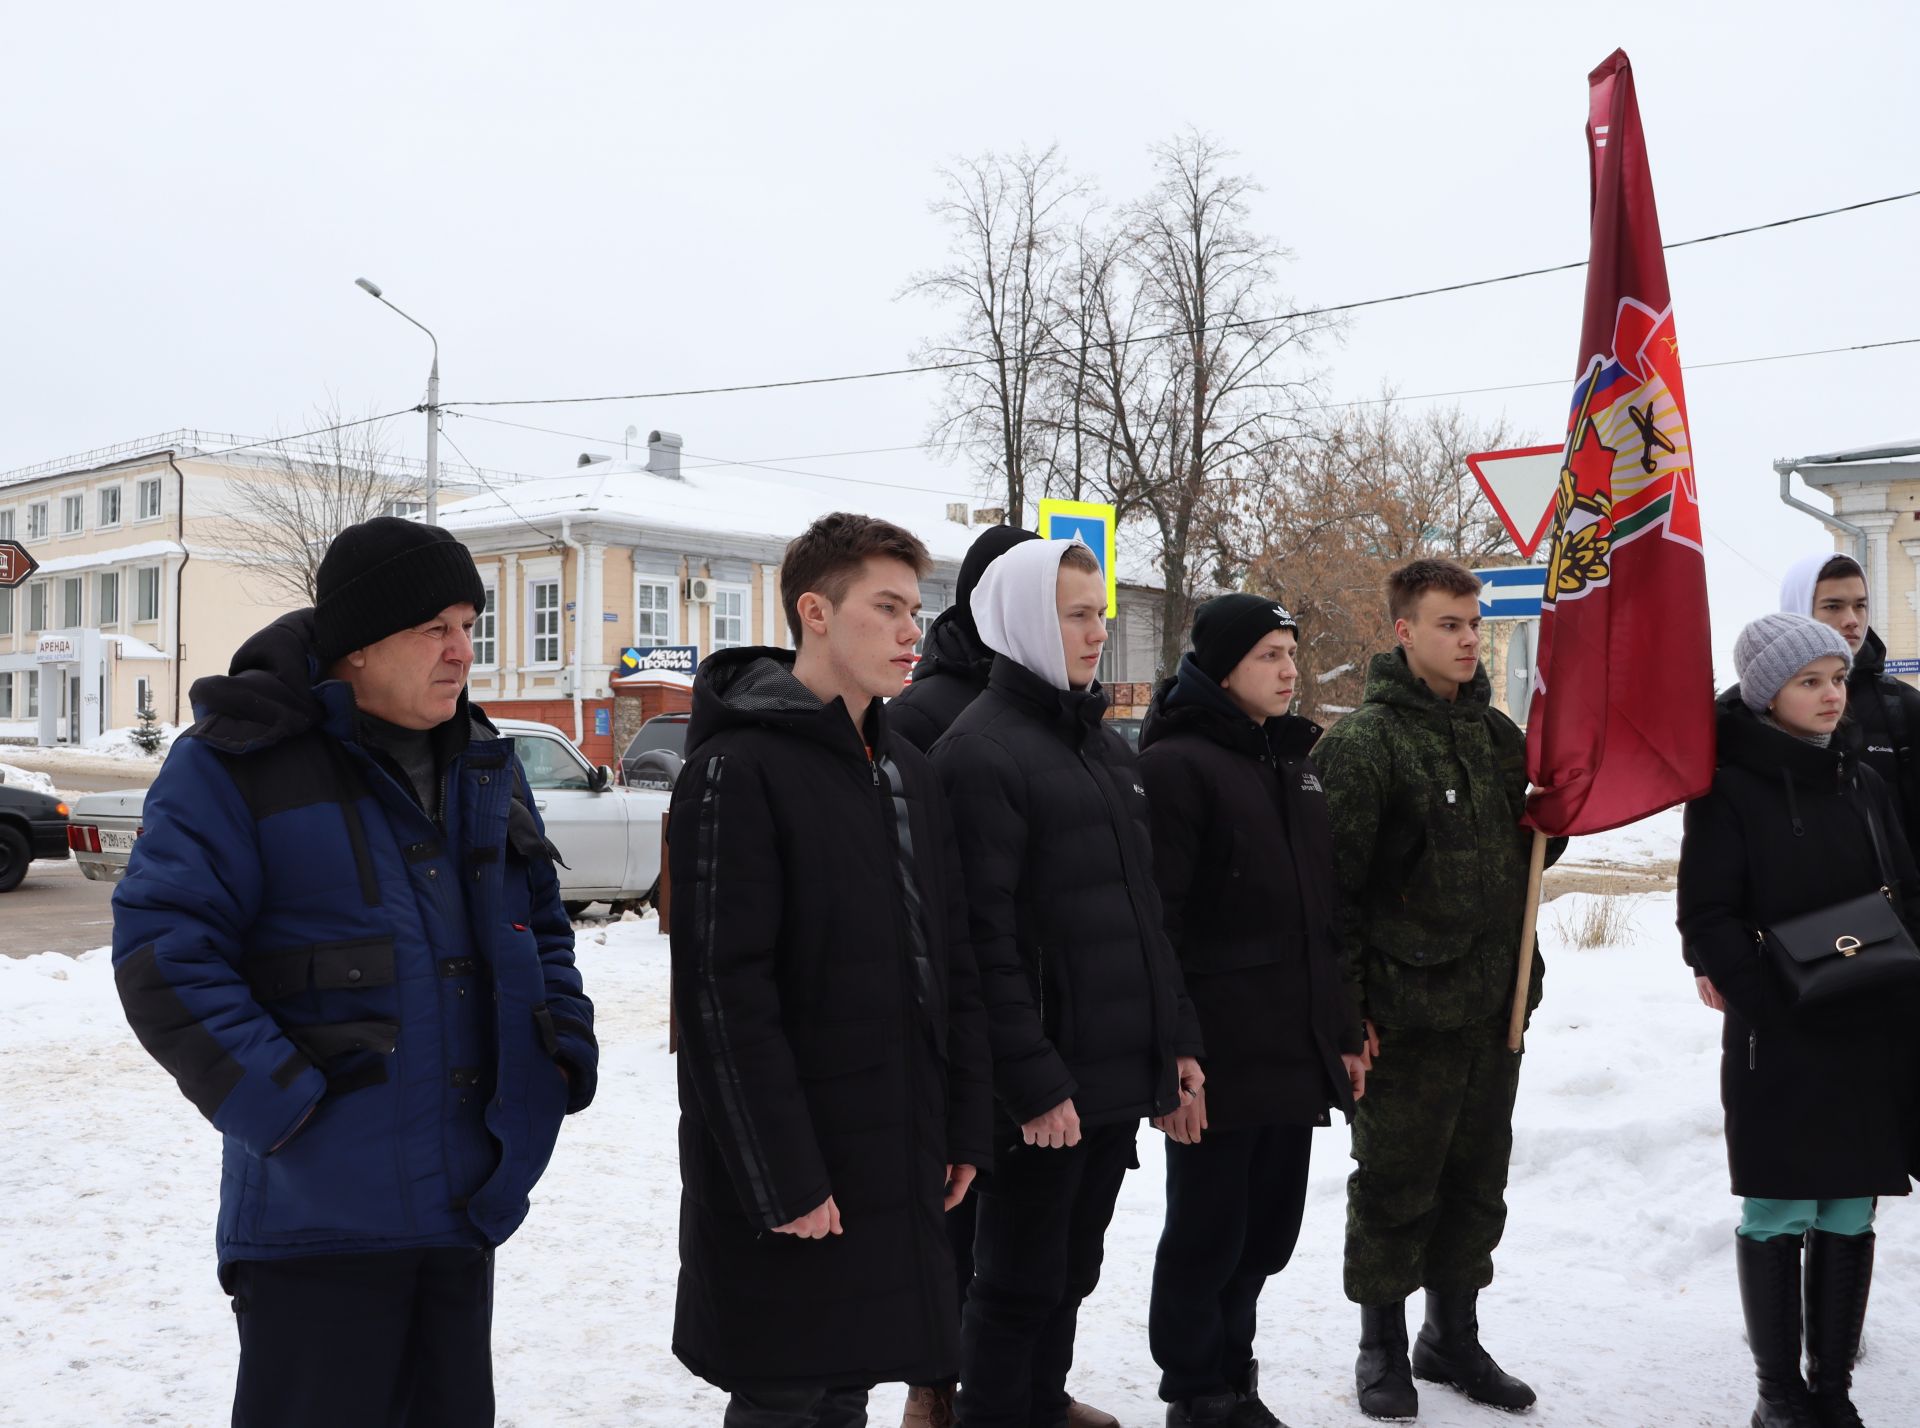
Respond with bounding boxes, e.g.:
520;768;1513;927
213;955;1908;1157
1310;649;1559;1031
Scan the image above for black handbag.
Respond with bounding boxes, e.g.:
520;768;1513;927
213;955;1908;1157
1758;803;1920;1010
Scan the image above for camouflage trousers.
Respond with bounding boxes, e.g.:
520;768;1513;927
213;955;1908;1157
1344;1011;1522;1306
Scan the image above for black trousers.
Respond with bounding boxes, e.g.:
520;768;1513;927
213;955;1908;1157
228;1247;494;1428
958;1123;1136;1428
1148;1124;1313;1402
723;1385;870;1427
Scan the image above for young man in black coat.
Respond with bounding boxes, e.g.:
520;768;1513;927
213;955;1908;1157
1779;550;1920;844
1139;595;1369;1428
933;538;1205;1428
669;513;994;1428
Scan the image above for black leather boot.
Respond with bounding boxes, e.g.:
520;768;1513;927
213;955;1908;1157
1805;1230;1873;1428
1411;1289;1536;1412
1356;1301;1418;1422
1165;1391;1239;1427
1227;1359;1288;1428
1737;1232;1818;1428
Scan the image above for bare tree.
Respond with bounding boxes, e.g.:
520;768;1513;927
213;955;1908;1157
1045;132;1332;676
904;146;1085;520
219;406;426;606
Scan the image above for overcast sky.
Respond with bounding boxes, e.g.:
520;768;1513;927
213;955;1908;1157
4;2;1914;667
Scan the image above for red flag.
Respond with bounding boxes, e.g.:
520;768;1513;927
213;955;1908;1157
1524;49;1716;837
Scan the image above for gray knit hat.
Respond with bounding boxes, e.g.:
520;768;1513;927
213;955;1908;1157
1733;612;1852;712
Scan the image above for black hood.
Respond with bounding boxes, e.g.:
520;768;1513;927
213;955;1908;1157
909;607;994;689
1714;686;1850;789
955;524;1041;641
187;607;484;758
187;609;329;754
1140;652;1320;759
686;645;877;762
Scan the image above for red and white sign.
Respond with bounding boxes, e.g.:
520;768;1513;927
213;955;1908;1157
0;539;37;589
1467;445;1564;558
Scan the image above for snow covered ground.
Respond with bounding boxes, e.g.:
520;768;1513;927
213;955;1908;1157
0;761;57;796
2;828;1915;1426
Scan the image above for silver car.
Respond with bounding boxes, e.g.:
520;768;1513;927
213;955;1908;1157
69;719;668;916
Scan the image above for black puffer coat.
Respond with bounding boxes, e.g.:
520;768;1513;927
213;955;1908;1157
1138;657;1362;1132
1677;691;1920;1198
669;648;993;1393
932;655;1203;1131
1839;628;1920;845
891;607;994;755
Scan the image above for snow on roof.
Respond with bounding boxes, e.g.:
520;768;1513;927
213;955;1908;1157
25;540;183;575
439;459;1164;588
104;634;169;661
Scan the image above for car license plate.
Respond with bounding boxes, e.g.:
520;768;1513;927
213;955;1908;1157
99;829;138;853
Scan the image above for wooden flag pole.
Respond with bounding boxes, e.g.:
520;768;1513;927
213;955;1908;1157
1507;828;1549;1052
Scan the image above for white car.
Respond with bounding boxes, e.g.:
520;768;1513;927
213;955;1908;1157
68;718;668;916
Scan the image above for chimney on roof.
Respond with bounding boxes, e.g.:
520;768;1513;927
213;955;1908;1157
578;452;612;467
946;502;969;525
647;430;684;481
973;506;1006;526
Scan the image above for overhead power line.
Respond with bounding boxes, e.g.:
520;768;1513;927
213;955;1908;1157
443;187;1920;411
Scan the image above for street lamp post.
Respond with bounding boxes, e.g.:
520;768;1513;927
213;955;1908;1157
354;277;440;525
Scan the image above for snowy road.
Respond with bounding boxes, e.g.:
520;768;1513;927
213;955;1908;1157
3;876;1915;1425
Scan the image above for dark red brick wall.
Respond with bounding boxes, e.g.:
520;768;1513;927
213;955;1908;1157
485;697;617;767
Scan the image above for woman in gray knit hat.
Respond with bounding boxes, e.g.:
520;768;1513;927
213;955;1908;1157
1677;612;1920;1428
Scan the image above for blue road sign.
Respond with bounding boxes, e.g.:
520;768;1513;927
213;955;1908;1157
1470;565;1548;620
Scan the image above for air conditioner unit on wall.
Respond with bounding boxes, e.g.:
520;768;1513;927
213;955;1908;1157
685;577;714;603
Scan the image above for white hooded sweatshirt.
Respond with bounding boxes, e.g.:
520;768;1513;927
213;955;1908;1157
969;537;1091;692
1778;551;1855;617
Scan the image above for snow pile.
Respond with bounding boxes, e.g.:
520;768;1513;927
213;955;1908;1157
85;723;181;760
0;762;57;796
2;862;1915;1424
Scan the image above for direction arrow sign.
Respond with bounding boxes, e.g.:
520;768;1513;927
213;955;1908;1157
0;539;38;589
1466;445;1563;558
1471;564;1548;620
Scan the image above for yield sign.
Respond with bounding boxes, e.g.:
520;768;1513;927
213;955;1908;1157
1466;445;1563;559
0;539;38;589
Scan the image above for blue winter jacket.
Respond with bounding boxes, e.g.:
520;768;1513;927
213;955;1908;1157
111;610;597;1270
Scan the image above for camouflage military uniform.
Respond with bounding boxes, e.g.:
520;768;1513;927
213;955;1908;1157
1311;648;1560;1306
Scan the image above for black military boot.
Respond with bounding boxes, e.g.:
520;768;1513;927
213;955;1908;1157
1165;1391;1239;1427
1804;1230;1873;1428
1227;1360;1288;1428
1356;1301;1418;1422
1737;1232;1818;1428
1411;1289;1537;1412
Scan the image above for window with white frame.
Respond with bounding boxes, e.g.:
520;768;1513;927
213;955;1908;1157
529;579;561;665
61;577;83;628
136;566;161;623
62;494;84;535
135;677;152;715
136;477;163;521
97;571;120;626
383;498;426;520
915;607;943;653
0;587;12;636
28;581;48;632
27;502;48;540
0;673;11;719
711;585;749;651
97;486;121;528
0;509;13;539
635;578;675;646
472;586;497;667
25;670;38;717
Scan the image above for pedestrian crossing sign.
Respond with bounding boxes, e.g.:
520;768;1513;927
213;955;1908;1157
1037;498;1117;617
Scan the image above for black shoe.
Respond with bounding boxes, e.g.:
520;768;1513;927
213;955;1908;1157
1227;1359;1288;1428
1805;1230;1873;1428
1411;1289;1537;1412
1356;1301;1419;1422
1737;1232;1819;1428
1166;1391;1238;1427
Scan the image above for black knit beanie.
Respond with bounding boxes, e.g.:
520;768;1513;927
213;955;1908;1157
314;517;489;661
956;524;1041;638
1190;593;1299;684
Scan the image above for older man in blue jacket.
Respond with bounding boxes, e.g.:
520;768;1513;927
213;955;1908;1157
113;517;596;1428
